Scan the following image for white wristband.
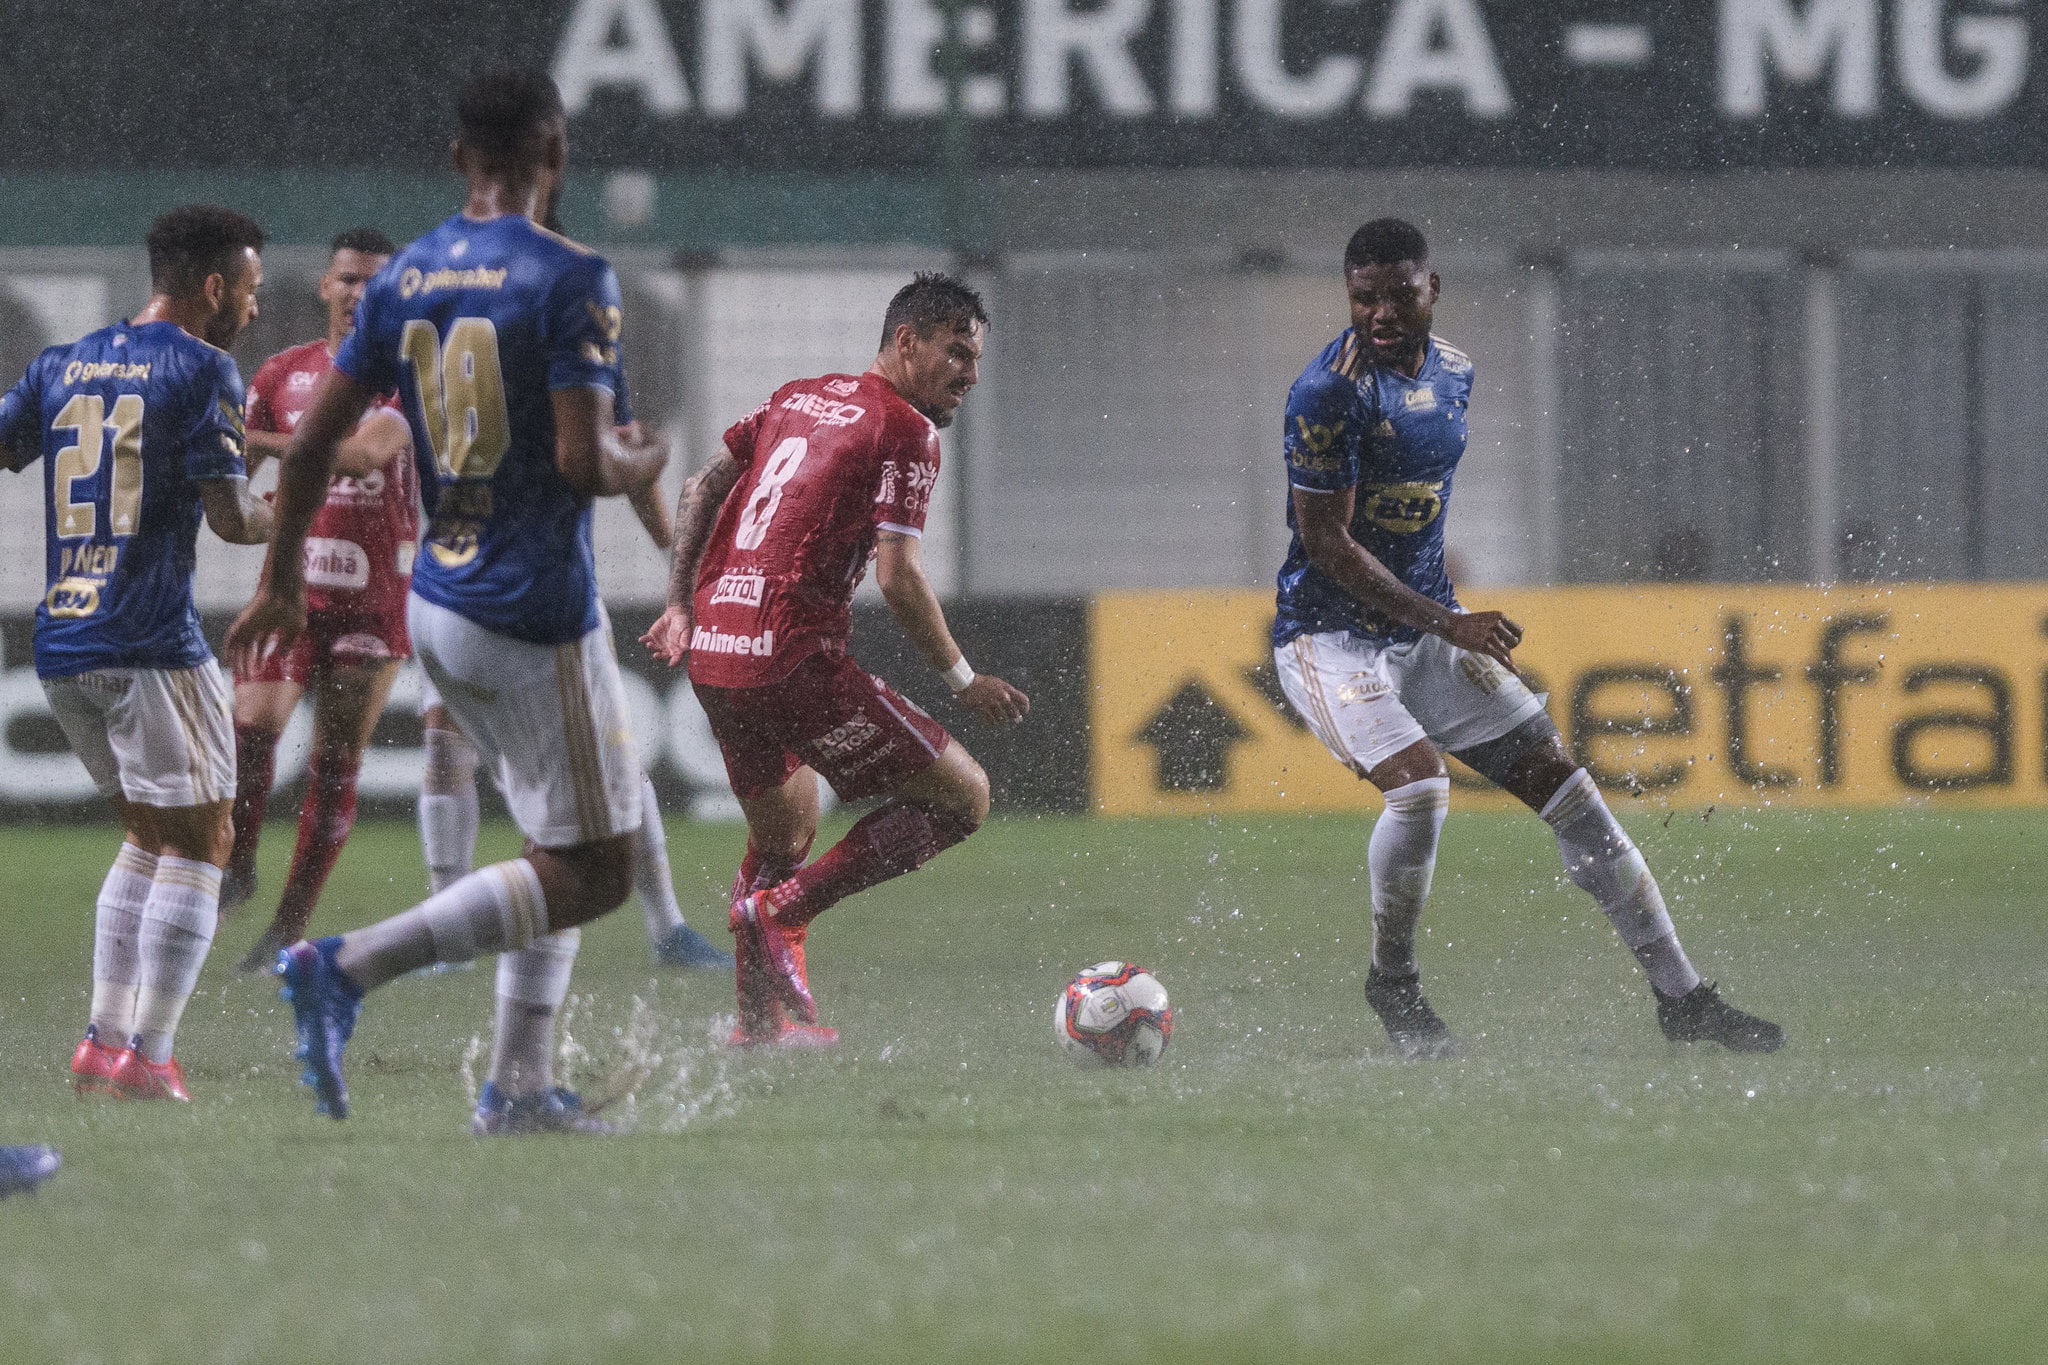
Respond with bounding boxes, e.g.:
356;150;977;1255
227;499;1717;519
943;657;976;693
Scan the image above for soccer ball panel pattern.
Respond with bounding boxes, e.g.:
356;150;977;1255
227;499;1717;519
1055;961;1173;1067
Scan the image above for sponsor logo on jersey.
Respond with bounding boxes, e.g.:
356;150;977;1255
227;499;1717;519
709;571;766;608
304;537;370;590
811;712;881;757
44;577;100;618
397;265;509;300
1336;671;1392;704
62;360;150;385
823;378;861;397
1358;481;1444;534
691;626;775;657
1402;387;1438;411
780;390;866;426
288;370;317;390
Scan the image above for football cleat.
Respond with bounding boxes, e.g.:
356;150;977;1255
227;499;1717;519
728;1018;839;1050
654;921;736;972
730;891;816;1023
235;925;290;975
1656;981;1785;1053
109;1046;191;1102
471;1082;616;1136
1364;965;1462;1061
69;1026;124;1096
0;1145;61;1198
277;937;363;1120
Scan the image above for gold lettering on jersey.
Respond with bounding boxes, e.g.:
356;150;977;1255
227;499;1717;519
59;544;119;577
44;577;100;617
1359;480;1444;534
779;391;866;427
398;266;509;300
62;361;152;385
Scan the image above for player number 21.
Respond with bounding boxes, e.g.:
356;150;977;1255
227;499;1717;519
51;393;144;539
400;317;512;480
734;437;808;550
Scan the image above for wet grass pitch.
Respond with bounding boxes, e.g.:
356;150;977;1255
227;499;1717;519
2;807;2044;1362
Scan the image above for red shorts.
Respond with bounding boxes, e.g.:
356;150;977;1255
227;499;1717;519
234;603;411;687
693;649;952;801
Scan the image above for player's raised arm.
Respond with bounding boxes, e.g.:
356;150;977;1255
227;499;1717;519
224;367;375;664
1292;486;1521;667
874;531;1028;725
643;446;741;666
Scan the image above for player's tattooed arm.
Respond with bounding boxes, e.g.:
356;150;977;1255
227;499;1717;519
552;387;666;497
1292;486;1522;667
225;368;376;665
875;531;1030;725
642;448;741;667
198;477;275;546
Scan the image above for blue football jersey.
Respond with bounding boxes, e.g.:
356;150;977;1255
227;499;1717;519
0;321;247;678
334;213;626;645
1273;329;1474;648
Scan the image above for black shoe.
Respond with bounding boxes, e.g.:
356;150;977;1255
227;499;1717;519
1364;965;1461;1060
1655;981;1784;1053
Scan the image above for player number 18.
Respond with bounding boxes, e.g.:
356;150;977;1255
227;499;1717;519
733;436;808;551
400;317;512;481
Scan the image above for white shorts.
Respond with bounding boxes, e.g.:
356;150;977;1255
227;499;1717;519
1275;629;1547;776
44;660;235;806
407;595;642;848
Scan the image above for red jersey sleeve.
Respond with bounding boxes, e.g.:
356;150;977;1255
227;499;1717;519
722;400;771;469
246;353;289;435
871;408;940;537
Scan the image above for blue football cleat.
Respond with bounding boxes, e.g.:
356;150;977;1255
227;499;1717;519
471;1082;616;1136
0;1145;61;1197
277;937;363;1120
654;921;736;971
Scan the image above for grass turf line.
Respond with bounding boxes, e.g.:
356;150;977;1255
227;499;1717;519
0;809;2044;1363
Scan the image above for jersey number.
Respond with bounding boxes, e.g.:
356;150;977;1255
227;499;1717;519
52;394;144;539
400;318;511;480
733;437;807;551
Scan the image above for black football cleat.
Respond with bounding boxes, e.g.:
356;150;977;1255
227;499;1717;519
1655;981;1784;1053
1364;965;1462;1060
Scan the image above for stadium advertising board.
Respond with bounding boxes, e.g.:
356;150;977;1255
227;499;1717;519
5;1;2044;171
1092;584;2048;815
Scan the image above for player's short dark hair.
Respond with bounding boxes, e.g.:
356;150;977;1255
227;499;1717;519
879;272;988;351
456;66;566;172
146;204;265;298
1344;218;1429;271
330;227;395;258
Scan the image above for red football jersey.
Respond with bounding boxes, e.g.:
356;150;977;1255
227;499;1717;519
247;339;418;617
689;371;940;688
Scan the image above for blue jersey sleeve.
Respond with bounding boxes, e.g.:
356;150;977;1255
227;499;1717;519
543;256;626;396
332;272;399;395
183;352;248;482
1282;368;1362;493
0;352;45;467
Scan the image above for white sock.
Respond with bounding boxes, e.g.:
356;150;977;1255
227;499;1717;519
1368;777;1450;975
1540;768;1702;998
633;775;686;941
419;727;480;895
335;859;548;991
132;856;221;1063
90;842;156;1041
489;928;580;1096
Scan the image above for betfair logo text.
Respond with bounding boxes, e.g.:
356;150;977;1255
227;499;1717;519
399;267;509;300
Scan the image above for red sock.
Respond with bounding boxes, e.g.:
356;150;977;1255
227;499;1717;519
272;753;361;940
767;804;974;928
229;725;279;878
731;838;812;903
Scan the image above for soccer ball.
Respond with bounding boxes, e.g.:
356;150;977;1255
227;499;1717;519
1055;961;1173;1067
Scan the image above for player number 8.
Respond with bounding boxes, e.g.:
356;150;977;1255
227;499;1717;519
400;317;512;480
734;436;807;551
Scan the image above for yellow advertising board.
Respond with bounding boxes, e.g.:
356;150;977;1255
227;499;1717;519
1090;584;2048;814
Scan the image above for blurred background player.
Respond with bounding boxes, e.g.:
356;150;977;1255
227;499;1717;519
223;228;418;971
0;205;275;1100
229;69;668;1130
645;273;1030;1047
413;212;730;974
1273;217;1782;1059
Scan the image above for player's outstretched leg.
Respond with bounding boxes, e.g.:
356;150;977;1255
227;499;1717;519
1361;773;1458;1060
1539;769;1783;1053
632;775;733;971
73;841;155;1095
736;743;987;1026
278;835;634;1120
